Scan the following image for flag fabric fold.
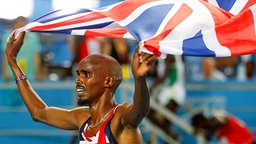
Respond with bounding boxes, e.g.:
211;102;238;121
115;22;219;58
14;0;256;57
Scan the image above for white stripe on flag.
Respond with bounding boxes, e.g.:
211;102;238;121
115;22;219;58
70;30;86;35
250;4;256;35
152;1;183;39
48;17;113;31
203;29;231;57
208;0;219;7
44;11;93;25
230;0;249;15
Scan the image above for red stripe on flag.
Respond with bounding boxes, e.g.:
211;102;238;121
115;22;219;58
200;0;232;26
241;0;256;13
85;28;127;38
216;9;256;56
144;4;193;56
103;0;157;21
29;12;107;31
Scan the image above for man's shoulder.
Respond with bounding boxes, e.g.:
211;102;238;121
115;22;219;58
72;106;90;117
111;103;131;118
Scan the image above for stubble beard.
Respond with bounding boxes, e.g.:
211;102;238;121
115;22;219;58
77;99;89;106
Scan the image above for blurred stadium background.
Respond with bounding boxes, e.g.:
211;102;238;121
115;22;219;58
0;0;255;144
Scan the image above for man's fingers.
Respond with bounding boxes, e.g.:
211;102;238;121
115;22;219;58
8;31;25;45
139;52;156;64
16;31;26;42
8;33;15;44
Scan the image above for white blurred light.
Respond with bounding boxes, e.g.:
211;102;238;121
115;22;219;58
52;0;99;10
0;0;33;20
48;73;59;81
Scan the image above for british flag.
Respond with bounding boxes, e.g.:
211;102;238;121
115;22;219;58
14;0;256;57
205;0;256;15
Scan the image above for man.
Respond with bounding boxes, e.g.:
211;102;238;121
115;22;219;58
191;112;255;144
5;32;156;144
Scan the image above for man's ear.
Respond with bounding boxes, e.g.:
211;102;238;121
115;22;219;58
104;76;115;87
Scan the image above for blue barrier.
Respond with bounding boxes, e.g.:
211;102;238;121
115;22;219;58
0;80;256;144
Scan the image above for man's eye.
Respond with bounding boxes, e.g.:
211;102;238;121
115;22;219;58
84;72;91;77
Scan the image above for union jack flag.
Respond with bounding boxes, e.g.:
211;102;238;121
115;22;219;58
14;0;256;57
205;0;255;15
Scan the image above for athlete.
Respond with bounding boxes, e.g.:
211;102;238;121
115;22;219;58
5;32;156;144
191;112;255;144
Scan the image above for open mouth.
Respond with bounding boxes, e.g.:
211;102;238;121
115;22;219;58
76;86;85;96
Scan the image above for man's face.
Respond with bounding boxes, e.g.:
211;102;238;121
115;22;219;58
75;59;105;106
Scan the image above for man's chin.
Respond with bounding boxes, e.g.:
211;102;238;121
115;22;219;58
77;99;89;106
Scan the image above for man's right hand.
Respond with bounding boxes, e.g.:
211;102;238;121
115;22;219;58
5;31;26;64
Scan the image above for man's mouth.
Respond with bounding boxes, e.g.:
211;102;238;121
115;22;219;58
77;88;84;92
76;86;85;96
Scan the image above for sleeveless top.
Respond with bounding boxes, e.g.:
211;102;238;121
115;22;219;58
79;105;119;144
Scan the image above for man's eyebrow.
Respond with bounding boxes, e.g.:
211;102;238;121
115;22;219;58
79;70;90;74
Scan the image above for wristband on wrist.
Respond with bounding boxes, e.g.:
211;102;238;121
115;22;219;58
15;75;28;84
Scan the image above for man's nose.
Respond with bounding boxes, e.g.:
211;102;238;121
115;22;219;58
75;76;83;84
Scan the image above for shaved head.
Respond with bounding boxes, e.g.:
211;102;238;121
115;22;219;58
79;54;123;89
